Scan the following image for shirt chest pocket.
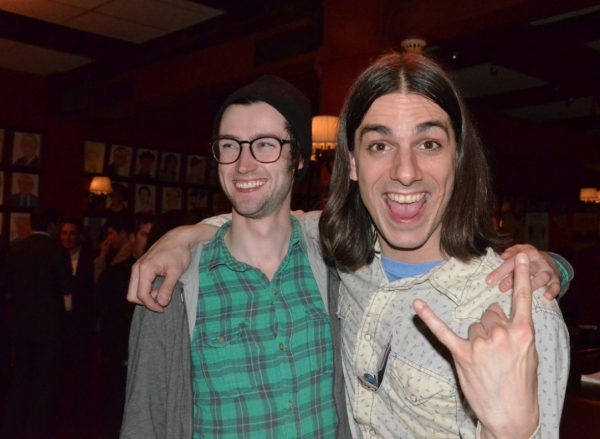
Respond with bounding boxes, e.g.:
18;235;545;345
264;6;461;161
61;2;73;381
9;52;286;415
382;354;459;430
193;322;249;396
299;307;333;374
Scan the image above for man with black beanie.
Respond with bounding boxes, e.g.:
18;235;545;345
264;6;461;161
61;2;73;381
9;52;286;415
122;76;343;438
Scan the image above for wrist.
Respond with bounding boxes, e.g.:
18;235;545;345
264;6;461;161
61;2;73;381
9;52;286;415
479;410;539;439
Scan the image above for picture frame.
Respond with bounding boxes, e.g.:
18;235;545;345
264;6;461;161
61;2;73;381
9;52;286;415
12;131;41;168
162;186;182;212
135;184;156;214
0;128;4;164
107;144;133;178
106;181;129;213
158;152;181;183
187;188;208;210
186;155;207;185
0;171;4;205
9;212;32;245
11;173;39;208
134;148;158;183
84;141;106;174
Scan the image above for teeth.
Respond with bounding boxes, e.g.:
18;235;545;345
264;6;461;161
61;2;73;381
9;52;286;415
235;180;265;189
387;193;425;204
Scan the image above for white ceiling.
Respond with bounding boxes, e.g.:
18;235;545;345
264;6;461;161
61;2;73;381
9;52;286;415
0;0;223;75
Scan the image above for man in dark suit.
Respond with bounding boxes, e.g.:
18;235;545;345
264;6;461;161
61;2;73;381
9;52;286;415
0;208;74;439
59;218;97;431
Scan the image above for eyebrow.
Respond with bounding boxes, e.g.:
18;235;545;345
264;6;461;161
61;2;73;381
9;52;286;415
414;120;451;138
359;120;451;142
358;124;393;141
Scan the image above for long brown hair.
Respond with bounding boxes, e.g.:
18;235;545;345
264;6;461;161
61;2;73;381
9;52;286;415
319;52;509;270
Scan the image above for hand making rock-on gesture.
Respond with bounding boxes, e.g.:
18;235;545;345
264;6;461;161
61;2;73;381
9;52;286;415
413;252;539;439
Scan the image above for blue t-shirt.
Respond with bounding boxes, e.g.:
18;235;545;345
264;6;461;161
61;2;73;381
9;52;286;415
382;255;444;282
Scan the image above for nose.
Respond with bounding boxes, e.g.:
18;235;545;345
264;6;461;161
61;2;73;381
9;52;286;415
235;143;258;173
390;147;422;186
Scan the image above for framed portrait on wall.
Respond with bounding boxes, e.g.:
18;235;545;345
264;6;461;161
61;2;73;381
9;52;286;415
106;182;128;213
9;213;32;245
135;184;156;214
162;186;182;212
187;188;208;210
0;128;4;164
134;148;158;183
107;144;133;178
11;173;39;208
158;152;181;183
84;141;106;174
186;155;207;185
12;132;41;168
0;171;4;205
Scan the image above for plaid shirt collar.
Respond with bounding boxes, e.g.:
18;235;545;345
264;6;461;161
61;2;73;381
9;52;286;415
205;215;305;273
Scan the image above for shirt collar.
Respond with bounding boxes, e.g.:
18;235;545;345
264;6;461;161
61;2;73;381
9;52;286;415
377;245;496;305
205;216;304;272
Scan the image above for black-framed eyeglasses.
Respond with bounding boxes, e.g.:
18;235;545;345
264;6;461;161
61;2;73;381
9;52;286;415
211;137;291;164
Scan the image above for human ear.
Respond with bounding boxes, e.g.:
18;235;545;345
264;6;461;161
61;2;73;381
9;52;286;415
349;154;358;181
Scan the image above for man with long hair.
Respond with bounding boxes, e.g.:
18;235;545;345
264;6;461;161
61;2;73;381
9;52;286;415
128;53;569;438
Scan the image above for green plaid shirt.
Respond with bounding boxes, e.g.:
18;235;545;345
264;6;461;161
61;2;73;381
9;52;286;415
191;217;336;438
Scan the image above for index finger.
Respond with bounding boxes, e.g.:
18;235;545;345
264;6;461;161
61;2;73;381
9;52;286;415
511;252;534;324
127;260;143;304
486;256;515;286
413;299;467;356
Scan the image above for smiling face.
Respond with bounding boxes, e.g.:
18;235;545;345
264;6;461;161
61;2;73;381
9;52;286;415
350;92;456;263
217;102;300;220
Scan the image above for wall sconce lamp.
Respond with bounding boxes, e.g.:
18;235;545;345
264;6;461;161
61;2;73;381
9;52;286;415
580;187;600;203
89;176;113;195
312;115;339;171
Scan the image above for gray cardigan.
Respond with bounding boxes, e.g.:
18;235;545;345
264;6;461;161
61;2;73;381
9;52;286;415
120;220;350;438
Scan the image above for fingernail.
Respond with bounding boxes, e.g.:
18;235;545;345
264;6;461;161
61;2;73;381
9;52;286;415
517;253;528;264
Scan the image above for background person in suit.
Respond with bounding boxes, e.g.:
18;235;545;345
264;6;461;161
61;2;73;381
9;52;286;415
0;208;74;439
59;218;97;432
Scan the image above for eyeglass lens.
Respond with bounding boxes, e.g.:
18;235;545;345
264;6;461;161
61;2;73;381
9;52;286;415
213;137;283;164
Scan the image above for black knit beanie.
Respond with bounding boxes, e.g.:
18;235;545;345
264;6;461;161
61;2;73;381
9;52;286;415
213;75;312;183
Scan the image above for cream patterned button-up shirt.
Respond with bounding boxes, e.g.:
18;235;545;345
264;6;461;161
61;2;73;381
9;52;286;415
337;247;569;439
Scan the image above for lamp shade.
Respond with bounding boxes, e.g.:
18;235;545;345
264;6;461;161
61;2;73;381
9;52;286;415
89;176;113;195
312;116;339;143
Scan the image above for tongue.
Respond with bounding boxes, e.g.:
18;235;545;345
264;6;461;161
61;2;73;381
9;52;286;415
388;198;424;220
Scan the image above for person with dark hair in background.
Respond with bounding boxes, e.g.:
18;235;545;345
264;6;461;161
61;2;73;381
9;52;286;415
0;208;74;439
145;209;186;251
96;213;153;438
93;213;134;282
59;218;97;433
159;154;179;182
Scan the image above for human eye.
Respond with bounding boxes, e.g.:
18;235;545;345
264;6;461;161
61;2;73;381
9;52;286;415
254;138;278;149
421;140;441;151
367;142;390;153
218;139;239;150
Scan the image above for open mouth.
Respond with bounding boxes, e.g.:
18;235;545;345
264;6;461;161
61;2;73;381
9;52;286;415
234;179;266;190
385;192;426;221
